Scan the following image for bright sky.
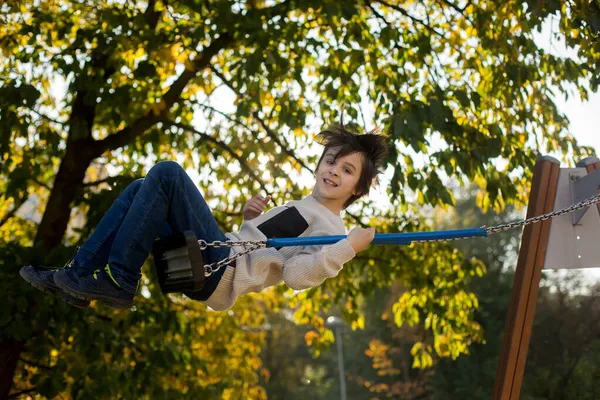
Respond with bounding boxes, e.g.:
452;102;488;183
554;92;600;153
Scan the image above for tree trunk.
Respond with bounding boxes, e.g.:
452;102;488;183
0;338;25;400
34;139;95;253
1;141;94;396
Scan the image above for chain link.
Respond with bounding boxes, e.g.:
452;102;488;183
397;194;600;244
198;239;265;250
194;193;600;271
485;193;600;235
198;239;266;277
412;236;473;245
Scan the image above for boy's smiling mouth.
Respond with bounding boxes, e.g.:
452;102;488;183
323;177;338;187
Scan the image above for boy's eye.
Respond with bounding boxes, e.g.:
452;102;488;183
345;168;351;174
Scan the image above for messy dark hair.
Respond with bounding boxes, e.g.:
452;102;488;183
315;123;389;209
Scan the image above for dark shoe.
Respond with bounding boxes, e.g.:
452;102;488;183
19;266;91;308
53;265;135;310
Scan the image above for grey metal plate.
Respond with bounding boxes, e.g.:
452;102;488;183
544;168;600;270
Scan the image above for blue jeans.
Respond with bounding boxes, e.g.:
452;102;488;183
73;161;232;298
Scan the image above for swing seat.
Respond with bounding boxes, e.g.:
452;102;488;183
152;231;205;293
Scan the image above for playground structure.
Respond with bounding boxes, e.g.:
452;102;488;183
152;156;600;399
493;156;600;400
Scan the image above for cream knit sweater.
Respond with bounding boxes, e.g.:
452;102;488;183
204;195;356;311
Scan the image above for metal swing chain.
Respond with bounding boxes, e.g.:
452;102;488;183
412;193;600;244
196;193;600;274
198;239;266;277
485;192;600;235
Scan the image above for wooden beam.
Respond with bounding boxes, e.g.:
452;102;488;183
510;158;559;397
493;156;560;400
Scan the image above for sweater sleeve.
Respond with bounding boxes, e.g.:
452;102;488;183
282;235;356;290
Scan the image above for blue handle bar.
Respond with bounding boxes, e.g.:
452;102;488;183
265;228;488;248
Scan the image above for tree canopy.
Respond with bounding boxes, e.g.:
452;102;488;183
1;0;599;398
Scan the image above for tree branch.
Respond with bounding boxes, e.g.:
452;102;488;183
369;1;467;91
144;0;161;29
438;0;471;13
434;0;475;30
186;100;250;131
19;357;52;370
81;175;139;188
209;67;314;175
66;51;116;142
163;120;271;195
372;0;444;38
0;317;14;330
32;177;51;191
247;0;295;23
253;110;315;174
0;192;28;228
92;33;235;158
7;388;36;399
368;3;389;26
216;209;243;217
28;108;65;126
345;210;369;228
161;34;234;114
367;4;411;62
188;99;300;192
93;314;113;322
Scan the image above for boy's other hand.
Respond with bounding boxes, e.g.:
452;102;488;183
347;227;375;253
243;194;272;220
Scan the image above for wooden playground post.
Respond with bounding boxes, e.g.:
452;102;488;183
492;156;560;400
493;155;600;399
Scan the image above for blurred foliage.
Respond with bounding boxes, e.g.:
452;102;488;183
1;0;599;398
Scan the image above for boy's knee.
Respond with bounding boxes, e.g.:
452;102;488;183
119;178;144;202
132;178;144;189
149;161;184;178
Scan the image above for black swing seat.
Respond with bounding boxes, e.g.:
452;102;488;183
152;231;205;294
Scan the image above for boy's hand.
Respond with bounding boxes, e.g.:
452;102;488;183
347;227;376;253
243;194;272;220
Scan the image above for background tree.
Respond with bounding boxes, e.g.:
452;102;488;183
520;274;600;400
1;0;599;398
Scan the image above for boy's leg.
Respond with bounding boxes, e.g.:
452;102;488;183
73;178;147;272
54;161;231;305
21;178;167;308
20;179;148;307
72;178;174;272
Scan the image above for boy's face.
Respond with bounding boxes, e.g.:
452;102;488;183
313;148;363;207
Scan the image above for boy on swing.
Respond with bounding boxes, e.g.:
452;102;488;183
20;124;389;311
